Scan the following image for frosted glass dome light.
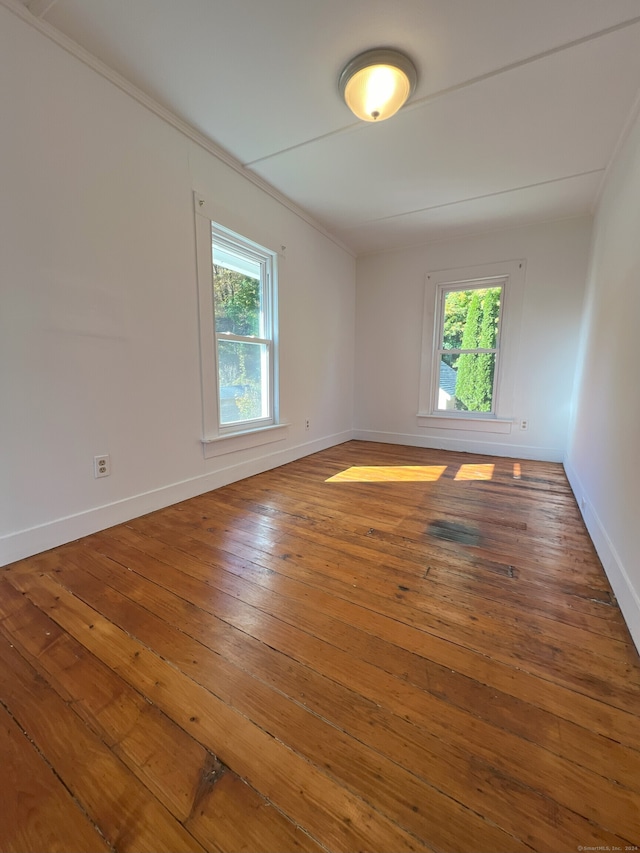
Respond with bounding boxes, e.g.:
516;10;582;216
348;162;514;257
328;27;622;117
339;48;417;122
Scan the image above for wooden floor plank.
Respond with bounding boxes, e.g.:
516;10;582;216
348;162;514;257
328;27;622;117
63;534;640;797
2;441;639;852
0;703;111;853
75;557;640;844
8;555;637;850
0;580;212;824
194;489;629;640
1;579;329;853
126;481;630;623
16;564;535;852
129;504;640;679
6;571;434;853
0;623;206;853
102;509;640;716
120;494;628;639
186;771;326;853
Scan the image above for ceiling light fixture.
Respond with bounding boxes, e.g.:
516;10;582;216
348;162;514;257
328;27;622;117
339;48;417;123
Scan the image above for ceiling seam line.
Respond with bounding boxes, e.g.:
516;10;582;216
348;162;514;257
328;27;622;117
357;212;598;257
243;15;640;168
344;169;606;228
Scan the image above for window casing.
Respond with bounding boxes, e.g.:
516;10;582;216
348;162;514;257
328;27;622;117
417;260;525;432
194;193;283;455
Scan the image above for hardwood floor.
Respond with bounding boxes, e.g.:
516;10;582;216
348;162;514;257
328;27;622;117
2;440;639;853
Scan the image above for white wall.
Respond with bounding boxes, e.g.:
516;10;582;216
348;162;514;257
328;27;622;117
565;104;640;652
354;218;592;461
0;6;355;565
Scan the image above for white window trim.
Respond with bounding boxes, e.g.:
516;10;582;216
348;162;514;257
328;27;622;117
432;275;506;416
416;413;514;433
417;259;526;432
201;422;289;457
193;192;287;457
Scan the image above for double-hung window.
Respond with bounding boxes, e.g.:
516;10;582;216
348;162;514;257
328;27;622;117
194;193;282;455
212;226;275;430
433;278;505;415
418;260;525;431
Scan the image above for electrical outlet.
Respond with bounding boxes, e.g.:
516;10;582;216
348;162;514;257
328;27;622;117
519;419;528;431
94;454;110;478
305;418;310;431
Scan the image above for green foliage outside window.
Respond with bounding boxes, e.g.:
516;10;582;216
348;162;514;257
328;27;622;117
442;289;473;363
475;287;500;410
213;265;260;337
455;291;483;410
442;286;501;413
214;265;263;421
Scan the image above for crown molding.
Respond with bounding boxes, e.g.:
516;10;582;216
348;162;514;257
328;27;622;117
0;0;356;257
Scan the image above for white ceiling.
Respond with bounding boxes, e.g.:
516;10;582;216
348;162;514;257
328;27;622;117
15;0;640;254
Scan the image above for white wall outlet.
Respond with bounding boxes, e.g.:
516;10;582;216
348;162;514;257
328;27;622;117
519;419;528;431
305;418;310;431
94;454;110;478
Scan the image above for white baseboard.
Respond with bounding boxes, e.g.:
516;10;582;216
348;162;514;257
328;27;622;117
0;430;353;567
353;429;564;462
564;461;640;655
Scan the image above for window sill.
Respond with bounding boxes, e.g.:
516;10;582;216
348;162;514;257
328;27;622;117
417;413;513;434
202;422;289;458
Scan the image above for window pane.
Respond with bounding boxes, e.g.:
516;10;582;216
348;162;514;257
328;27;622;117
217;339;269;425
213;264;262;336
437;352;496;413
442;286;501;354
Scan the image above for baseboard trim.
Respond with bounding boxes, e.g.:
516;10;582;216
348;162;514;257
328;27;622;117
353;429;564;462
0;430;353;567
564;461;640;655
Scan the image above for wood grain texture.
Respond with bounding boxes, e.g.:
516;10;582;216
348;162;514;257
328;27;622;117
0;704;110;853
2;441;639;852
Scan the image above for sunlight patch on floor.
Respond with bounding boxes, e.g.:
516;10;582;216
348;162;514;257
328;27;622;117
326;465;447;483
454;463;495;481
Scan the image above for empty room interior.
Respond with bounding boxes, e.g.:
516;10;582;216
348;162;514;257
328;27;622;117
2;1;640;851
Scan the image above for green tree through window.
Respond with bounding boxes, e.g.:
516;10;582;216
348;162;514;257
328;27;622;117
213;265;260;337
437;284;502;413
442;289;472;364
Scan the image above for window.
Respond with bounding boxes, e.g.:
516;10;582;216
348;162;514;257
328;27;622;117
212;226;275;430
433;279;504;415
194;193;284;456
417;260;525;432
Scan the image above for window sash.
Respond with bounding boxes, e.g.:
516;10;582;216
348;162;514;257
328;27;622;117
216;339;273;430
216;332;271;346
436;348;499;355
